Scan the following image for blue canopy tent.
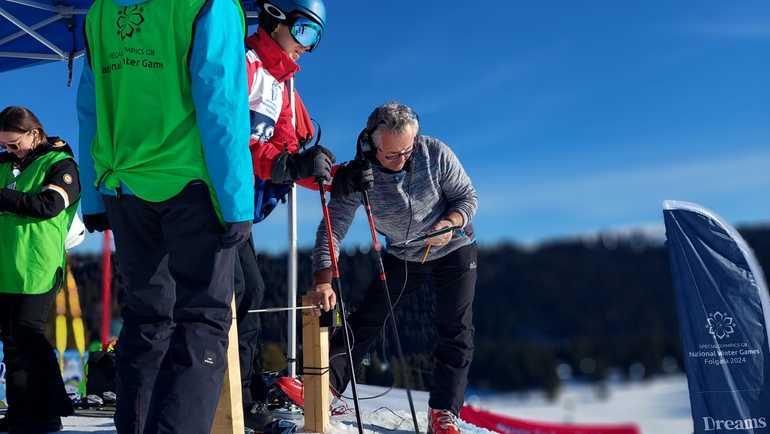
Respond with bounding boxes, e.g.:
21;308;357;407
0;0;261;80
0;0;89;80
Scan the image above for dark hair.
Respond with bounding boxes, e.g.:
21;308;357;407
258;10;281;34
258;7;309;35
0;106;47;143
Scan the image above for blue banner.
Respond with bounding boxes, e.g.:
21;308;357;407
664;201;770;434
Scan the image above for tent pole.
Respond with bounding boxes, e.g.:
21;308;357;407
0;6;65;56
287;185;298;378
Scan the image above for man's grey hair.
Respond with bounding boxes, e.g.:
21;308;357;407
366;102;420;148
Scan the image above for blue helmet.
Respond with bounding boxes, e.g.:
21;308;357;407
262;0;326;31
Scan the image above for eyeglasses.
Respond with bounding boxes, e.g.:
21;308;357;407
0;142;19;151
0;131;28;151
289;16;322;51
380;146;414;161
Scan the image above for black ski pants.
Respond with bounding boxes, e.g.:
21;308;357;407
0;288;73;429
329;243;477;415
233;235;268;409
103;183;237;434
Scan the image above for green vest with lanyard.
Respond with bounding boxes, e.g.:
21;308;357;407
0;148;78;295
84;0;245;222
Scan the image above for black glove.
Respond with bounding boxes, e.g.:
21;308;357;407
221;220;252;248
83;213;110;233
0;188;10;212
272;145;336;184
331;159;374;198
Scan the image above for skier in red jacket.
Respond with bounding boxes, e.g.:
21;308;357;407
235;1;333;431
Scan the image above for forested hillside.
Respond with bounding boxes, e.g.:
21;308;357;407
68;224;770;393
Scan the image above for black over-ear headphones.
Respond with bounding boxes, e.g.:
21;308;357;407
355;104;420;168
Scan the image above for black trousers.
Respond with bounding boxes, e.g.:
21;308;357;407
329;243;477;415
233;235;268;409
0;289;73;428
103;183;237;434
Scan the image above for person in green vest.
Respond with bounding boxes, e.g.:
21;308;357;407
76;0;254;433
0;106;80;433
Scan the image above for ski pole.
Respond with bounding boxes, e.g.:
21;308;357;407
361;189;420;434
318;178;364;434
247;304;322;314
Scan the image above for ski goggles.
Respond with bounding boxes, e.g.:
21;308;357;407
289;16;322;51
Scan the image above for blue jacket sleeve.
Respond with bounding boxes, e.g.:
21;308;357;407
190;0;254;223
75;63;105;215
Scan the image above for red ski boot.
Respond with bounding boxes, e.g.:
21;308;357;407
274;376;305;408
428;408;461;434
273;376;345;414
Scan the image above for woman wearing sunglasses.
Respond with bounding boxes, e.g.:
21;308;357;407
0;106;80;433
236;1;333;431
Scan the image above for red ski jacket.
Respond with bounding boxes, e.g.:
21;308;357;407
245;28;321;191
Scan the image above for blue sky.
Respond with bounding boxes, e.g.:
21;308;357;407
1;0;769;253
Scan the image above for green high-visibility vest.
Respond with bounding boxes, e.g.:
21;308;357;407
84;0;244;220
0;148;78;295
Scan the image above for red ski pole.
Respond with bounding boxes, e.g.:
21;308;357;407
318;179;364;434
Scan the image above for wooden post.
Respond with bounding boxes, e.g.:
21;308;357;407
302;295;330;433
211;298;245;434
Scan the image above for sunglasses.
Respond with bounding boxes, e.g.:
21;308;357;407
381;146;414;161
289;16;322;51
0;131;29;151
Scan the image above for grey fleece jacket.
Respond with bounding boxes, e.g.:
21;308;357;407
312;135;478;274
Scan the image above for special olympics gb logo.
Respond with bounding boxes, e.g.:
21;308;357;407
116;6;145;40
707;312;736;340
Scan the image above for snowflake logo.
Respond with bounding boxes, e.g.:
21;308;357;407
706;312;736;340
116;6;144;40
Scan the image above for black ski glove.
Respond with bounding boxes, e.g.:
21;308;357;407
331;159;374;198
271;145;336;184
0;188;10;212
83;213;110;233
221;220;252;248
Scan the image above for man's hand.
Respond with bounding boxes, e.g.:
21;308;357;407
307;283;336;316
221;220;252;248
83;213;110;233
296;145;336;182
426;219;454;246
272;145;336;184
331;159;374;198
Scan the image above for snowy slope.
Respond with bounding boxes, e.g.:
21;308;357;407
465;376;693;434
58;376;693;434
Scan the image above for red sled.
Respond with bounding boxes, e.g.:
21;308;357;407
460;405;640;434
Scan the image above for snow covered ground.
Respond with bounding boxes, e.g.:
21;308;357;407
58;375;693;434
465;375;693;434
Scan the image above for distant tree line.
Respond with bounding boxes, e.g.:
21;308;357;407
67;225;770;394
